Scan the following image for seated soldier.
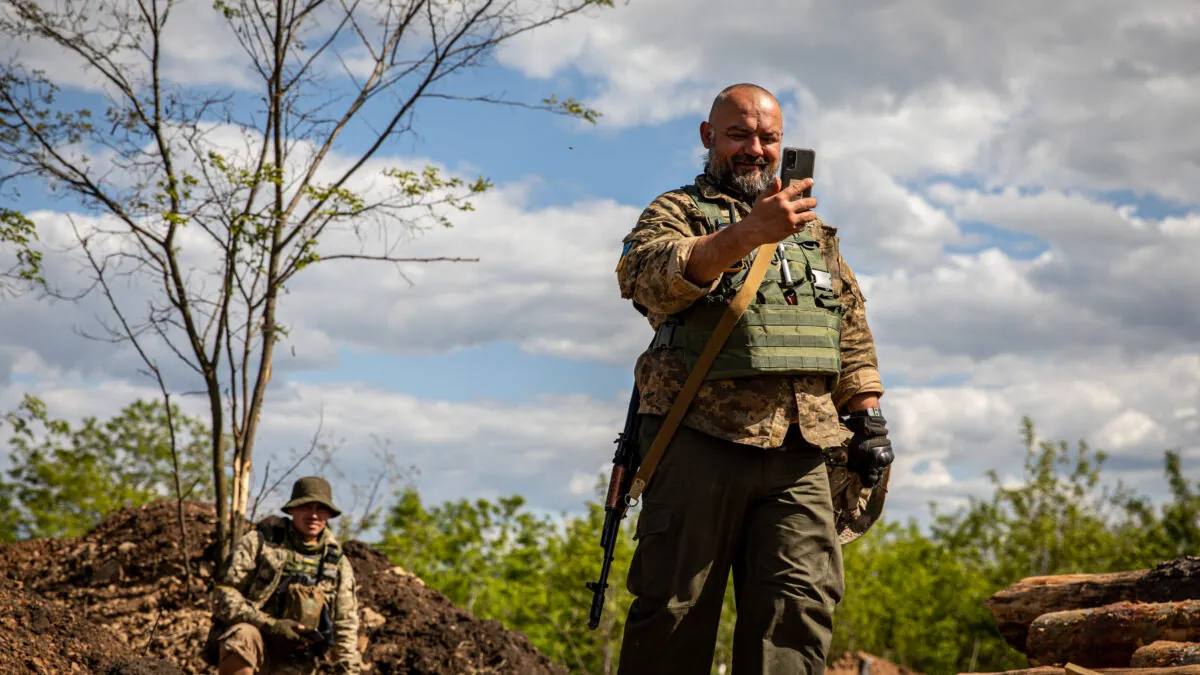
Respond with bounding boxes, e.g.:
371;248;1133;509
210;476;362;675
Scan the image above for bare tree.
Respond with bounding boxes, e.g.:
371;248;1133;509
0;0;608;569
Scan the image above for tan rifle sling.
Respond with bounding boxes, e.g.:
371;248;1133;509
626;228;779;504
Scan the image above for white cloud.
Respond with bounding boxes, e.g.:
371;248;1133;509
501;0;1200;198
814;157;965;270
878;350;1200;524
0;373;626;515
806;85;1015;178
0;0;257;90
1097;410;1164;450
861;187;1200;361
0;118;656;390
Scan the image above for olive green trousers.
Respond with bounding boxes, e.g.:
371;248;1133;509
616;416;844;675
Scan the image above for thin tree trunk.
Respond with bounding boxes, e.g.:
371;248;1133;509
210;385;230;572
160;392;193;590
231;0;286;545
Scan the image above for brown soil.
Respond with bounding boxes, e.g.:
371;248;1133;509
0;577;183;675
826;651;924;675
0;500;566;674
344;541;564;674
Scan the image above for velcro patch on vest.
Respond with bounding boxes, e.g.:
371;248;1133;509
812;269;833;292
284;551;321;577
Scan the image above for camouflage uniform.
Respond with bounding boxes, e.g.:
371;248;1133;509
212;519;362;674
614;174;886;675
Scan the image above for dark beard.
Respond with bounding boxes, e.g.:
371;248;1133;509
704;148;777;202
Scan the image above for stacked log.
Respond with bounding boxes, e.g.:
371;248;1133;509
962;557;1200;675
1132;643;1200;668
1026;600;1200;667
968;667;1200;675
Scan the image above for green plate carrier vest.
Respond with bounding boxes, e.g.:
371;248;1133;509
656;184;846;380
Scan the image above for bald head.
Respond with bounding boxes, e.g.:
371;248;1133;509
708;83;781;124
700;83;783;200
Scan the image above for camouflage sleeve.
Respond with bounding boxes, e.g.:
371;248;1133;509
330;556;362;674
212;530;271;628
616;191;720;317
832;253;885;410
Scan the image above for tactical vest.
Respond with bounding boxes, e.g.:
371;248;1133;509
654;184;846;380
203;518;343;666
261;519;341;656
257;518;342;605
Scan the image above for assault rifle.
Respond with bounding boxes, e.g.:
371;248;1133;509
585;385;642;629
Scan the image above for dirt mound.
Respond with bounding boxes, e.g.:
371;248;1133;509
344;542;566;674
0;500;218;672
0;500;566;674
0;577;183;675
826;651;924;675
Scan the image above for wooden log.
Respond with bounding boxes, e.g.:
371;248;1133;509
983;570;1145;652
1132;642;1200;668
963;665;1200;675
985;558;1200;654
1026;600;1200;668
1138;559;1200;604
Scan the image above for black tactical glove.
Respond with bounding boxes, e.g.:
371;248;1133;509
263;618;314;646
842;408;894;488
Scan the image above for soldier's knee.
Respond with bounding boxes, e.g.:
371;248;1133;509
218;622;264;673
218;651;254;675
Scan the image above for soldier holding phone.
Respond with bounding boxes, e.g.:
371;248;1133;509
613;83;894;675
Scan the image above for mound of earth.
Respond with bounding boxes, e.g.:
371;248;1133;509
826;651;925;675
0;577;183;675
0;499;566;674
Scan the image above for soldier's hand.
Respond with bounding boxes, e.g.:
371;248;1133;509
739;177;819;246
843;408;894;488
263;618;315;645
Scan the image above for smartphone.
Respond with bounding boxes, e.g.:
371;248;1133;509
780;147;815;199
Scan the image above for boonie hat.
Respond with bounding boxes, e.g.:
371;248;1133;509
281;476;342;518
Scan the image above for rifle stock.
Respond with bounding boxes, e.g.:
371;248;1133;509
586;386;642;630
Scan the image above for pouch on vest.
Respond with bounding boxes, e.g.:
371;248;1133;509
281;581;325;629
278;580;334;656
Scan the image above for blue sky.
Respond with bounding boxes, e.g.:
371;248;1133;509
2;0;1199;529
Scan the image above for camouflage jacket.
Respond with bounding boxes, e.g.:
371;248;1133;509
213;518;362;674
616;173;885;450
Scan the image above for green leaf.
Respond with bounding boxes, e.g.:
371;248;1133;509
0;208;43;286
